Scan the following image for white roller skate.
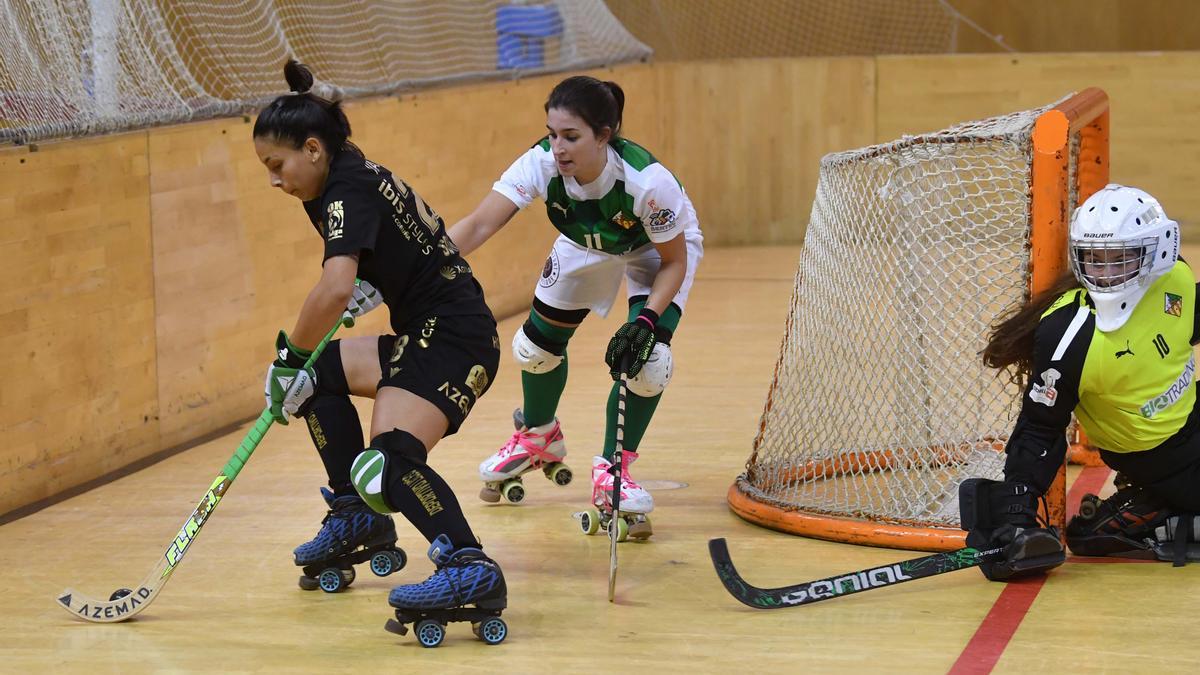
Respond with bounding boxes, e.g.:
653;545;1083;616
577;452;653;541
478;408;572;504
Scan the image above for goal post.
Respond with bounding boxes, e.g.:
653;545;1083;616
730;88;1109;552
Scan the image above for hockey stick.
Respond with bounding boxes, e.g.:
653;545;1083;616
708;538;1003;609
608;361;630;603
56;317;350;623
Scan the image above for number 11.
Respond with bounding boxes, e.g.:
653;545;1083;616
583;233;602;250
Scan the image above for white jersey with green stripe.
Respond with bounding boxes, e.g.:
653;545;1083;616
492;137;702;255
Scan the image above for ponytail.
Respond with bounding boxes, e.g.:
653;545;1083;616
981;272;1081;387
253;59;361;157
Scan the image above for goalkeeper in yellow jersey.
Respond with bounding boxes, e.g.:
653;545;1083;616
962;184;1200;580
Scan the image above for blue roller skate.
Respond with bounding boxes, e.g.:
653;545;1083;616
384;534;508;647
294;487;407;593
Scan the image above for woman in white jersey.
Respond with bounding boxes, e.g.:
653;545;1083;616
449;76;704;538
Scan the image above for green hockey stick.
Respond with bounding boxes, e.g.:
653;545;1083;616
56;317;350;623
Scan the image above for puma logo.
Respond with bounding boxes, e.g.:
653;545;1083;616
1115;342;1134;359
550;202;569;217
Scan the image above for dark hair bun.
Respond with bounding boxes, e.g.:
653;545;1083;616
603;80;625;115
284;59;314;94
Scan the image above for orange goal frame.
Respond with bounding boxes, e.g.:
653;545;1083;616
728;88;1110;551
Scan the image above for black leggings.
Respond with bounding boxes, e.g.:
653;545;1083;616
1100;403;1200;511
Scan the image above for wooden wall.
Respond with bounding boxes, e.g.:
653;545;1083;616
4;51;1200;516
606;0;1200;58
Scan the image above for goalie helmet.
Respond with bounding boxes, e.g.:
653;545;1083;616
1068;184;1179;332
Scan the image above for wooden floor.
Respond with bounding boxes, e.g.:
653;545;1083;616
4;245;1199;673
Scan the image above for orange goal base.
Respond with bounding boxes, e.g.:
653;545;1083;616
727;482;967;552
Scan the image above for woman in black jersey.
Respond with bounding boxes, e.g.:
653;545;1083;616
963;184;1200;580
252;61;507;627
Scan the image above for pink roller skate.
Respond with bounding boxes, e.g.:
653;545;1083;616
577;452;653;541
478;408;572;504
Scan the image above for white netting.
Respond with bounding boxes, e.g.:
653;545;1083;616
0;0;650;143
738;98;1076;533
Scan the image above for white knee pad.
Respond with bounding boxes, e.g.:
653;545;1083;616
512;326;564;374
628;343;672;397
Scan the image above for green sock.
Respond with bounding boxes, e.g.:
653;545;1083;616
521;311;577;427
602;301;682;459
603;386;661;459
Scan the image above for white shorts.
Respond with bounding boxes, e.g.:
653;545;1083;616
533;234;704;318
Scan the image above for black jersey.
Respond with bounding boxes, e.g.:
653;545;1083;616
303;151;490;330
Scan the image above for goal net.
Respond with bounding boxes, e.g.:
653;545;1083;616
731;90;1109;551
0;0;649;144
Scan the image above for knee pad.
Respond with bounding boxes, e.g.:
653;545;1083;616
351;430;429;514
628;343;673;397
512;323;564;374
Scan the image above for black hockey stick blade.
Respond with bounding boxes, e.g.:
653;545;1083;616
708;538;1003;609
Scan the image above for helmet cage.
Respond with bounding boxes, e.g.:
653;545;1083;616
1069;237;1159;294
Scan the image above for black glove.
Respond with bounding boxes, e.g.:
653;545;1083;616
605;307;658;380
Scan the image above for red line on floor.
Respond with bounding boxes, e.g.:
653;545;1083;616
948;466;1112;674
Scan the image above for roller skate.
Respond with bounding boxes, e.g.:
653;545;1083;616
293;487;407;593
1068;483;1174;559
478;408;572;504
576;452;653;541
384;534;508;647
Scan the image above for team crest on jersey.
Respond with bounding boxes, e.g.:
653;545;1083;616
611;211;639;230
647;208;676;234
465;365;490;397
1029;368;1060;407
326;201;344;240
539;250;560;288
1165;292;1183;317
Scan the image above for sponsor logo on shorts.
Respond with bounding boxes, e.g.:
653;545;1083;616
438;381;474;415
419;317;437;349
1165;292;1183;317
539;250;560;288
1140;354;1195;418
466;364;490;397
1029;368;1060;407
326;201;344;240
647;208;676;234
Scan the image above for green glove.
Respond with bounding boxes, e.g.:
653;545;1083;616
605;308;658;379
263;330;316;425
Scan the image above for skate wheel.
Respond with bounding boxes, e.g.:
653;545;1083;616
1078;494;1101;520
614;517;630;543
317;568;345;593
415;619;445;648
580;507;601;535
370;549;406;577
298;575;319;591
502;480;526;504
478;617;508;645
545;463;573;486
109;588;133;602
479;485;501;503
